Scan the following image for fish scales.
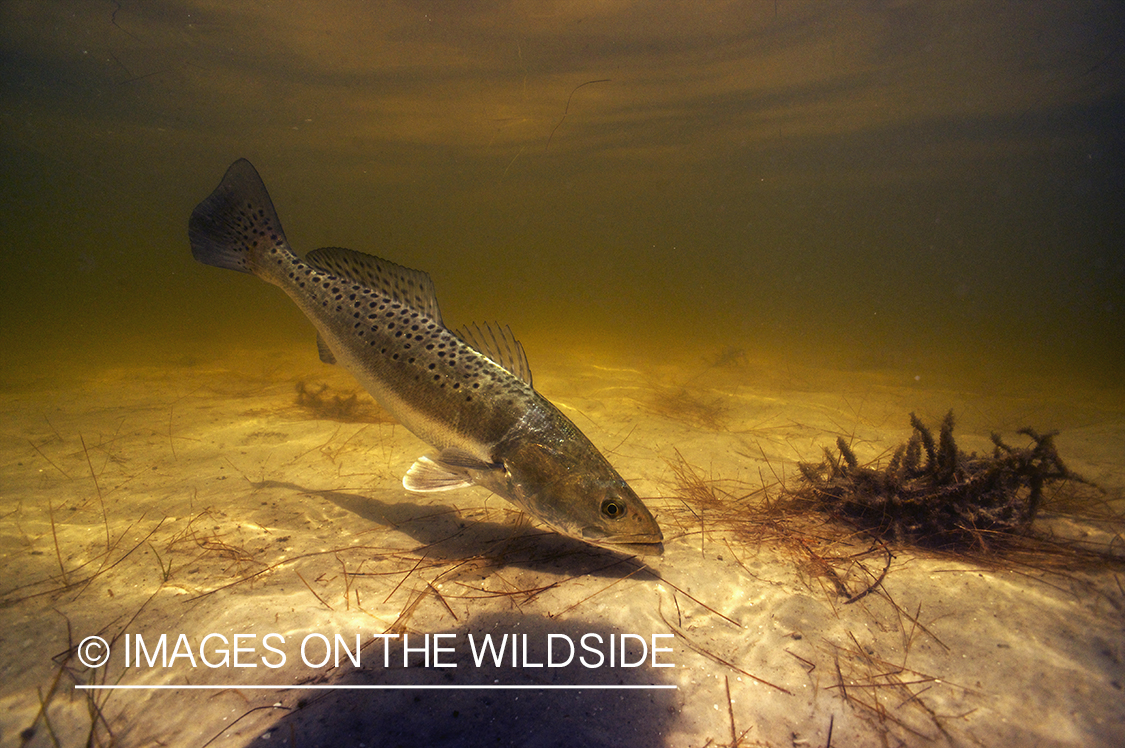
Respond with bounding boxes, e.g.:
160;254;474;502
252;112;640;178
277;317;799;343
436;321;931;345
188;159;663;555
274;253;536;465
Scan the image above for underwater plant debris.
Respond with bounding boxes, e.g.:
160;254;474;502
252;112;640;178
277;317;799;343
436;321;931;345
294;380;391;423
794;411;1088;549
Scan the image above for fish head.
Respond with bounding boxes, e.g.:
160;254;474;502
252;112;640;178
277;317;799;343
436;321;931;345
483;439;664;556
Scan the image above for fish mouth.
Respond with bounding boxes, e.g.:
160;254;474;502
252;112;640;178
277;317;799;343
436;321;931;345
581;530;665;557
598;539;665;557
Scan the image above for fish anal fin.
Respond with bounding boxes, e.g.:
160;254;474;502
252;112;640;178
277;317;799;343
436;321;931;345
316;334;337;365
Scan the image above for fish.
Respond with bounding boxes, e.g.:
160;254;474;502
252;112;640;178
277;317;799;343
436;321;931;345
188;159;663;556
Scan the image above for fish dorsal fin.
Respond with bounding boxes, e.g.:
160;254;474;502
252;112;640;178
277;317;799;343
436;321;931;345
456;322;533;388
305;247;444;326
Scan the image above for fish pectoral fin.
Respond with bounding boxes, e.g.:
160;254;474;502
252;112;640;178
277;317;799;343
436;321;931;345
403;450;503;493
436;447;499;471
403;455;475;493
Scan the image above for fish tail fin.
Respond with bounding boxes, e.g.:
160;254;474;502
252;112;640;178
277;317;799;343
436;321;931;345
188;159;293;276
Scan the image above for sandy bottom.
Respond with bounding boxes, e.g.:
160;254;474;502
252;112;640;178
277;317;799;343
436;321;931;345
2;344;1123;747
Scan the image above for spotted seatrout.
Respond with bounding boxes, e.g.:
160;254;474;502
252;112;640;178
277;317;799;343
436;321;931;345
188;159;663;555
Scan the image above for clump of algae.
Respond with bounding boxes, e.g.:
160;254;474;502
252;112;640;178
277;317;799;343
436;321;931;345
793;411;1090;550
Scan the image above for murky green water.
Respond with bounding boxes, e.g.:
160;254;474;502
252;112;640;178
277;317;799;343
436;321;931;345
2;1;1122;390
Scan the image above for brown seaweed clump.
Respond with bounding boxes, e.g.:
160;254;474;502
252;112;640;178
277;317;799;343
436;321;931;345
794;411;1088;549
294;380;391;423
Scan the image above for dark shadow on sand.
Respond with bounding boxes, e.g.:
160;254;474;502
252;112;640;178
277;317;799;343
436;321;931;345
253;480;660;578
230;613;680;748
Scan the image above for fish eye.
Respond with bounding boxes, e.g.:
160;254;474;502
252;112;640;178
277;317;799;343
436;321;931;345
600;498;626;520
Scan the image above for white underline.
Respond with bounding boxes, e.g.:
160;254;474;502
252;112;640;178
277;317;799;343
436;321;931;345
75;684;676;691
